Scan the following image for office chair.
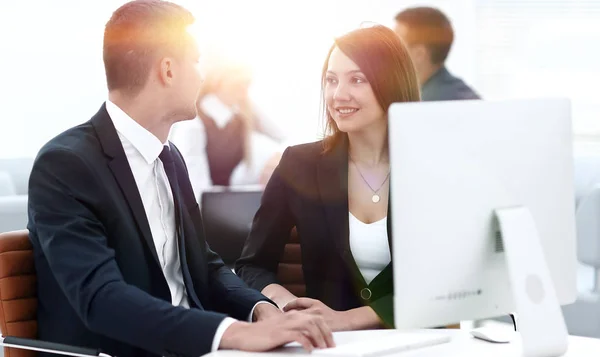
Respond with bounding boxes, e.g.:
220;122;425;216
276;227;305;297
201;187;263;267
0;230;110;357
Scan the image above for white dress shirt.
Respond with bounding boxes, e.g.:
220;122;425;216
106;101;241;352
348;212;391;285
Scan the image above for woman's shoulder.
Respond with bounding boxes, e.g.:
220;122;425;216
278;140;324;170
272;140;325;193
285;140;324;158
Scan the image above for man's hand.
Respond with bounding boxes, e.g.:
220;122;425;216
219;310;335;352
252;302;282;322
283;298;353;331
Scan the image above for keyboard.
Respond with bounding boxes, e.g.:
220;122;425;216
311;332;451;357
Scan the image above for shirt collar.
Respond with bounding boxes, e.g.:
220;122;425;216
105;100;167;164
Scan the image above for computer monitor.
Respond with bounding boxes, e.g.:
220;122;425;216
201;186;263;267
388;98;577;355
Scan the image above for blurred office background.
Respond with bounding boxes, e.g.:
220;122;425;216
1;0;599;158
1;0;600;339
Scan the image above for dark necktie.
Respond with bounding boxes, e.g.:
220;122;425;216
158;145;181;226
158;145;202;308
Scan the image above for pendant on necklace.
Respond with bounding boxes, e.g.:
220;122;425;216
372;194;380;203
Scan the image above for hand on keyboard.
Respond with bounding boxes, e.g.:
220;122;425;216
219;310;336;352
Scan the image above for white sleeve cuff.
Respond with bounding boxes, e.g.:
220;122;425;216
211;317;238;352
248;301;274;322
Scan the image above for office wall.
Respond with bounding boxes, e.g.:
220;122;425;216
0;0;476;158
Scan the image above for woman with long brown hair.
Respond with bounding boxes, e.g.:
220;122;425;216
236;25;420;330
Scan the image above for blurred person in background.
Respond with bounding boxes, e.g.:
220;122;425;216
170;60;284;202
394;7;480;101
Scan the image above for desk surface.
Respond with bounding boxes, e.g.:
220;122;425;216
206;329;600;357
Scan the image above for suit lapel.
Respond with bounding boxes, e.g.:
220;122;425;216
90;104;160;266
175;200;204;309
316;138;365;281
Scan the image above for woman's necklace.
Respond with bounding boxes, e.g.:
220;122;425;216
349;156;390;203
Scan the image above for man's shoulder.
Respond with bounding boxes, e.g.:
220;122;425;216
28;118;108;208
38;121;97;157
34;116;105;174
439;71;480;100
424;80;480;101
447;80;480;100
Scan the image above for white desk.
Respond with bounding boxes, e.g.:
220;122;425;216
206;329;600;357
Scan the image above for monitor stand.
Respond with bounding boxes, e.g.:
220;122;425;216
495;206;569;357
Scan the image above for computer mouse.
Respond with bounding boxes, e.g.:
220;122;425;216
470;327;515;343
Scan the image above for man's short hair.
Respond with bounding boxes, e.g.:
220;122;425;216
395;7;454;65
103;0;195;95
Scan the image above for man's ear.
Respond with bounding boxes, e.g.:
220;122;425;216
159;57;174;86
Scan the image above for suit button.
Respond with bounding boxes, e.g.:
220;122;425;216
360;288;372;300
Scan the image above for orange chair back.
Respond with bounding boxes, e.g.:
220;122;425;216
0;230;37;357
276;228;305;297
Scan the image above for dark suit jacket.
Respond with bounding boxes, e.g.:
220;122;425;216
27;104;269;357
421;66;480;102
235;137;395;327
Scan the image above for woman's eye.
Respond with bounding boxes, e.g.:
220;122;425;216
326;77;338;84
352;77;366;84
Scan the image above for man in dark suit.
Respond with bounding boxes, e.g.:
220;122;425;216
394;7;480;101
26;1;333;357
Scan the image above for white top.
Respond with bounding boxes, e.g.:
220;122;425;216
348;212;391;285
106;101;240;351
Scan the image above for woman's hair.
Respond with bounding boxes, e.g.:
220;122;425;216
321;25;421;152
